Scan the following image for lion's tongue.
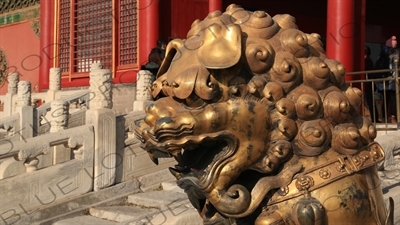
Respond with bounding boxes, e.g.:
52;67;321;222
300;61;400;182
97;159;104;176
168;164;206;179
171;151;184;165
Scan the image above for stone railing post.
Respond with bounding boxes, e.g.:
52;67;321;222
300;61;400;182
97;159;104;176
4;72;19;116
50;100;69;133
133;70;154;111
16;81;33;140
8;72;19;94
15;81;37;172
45;68;61;103
49;100;71;165
86;62;116;191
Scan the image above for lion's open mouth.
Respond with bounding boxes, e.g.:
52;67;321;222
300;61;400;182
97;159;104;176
135;120;238;191
135;121;239;212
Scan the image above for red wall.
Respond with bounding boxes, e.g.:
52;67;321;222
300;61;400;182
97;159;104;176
161;0;398;46
160;0;328;43
171;0;209;39
0;22;40;95
159;0;209;40
224;0;399;45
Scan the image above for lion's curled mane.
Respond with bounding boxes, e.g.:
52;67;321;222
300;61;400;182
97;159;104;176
135;4;391;225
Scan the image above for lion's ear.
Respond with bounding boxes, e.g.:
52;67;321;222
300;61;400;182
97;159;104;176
157;39;184;79
197;24;242;69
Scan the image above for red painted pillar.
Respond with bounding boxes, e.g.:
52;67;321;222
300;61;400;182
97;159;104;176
138;0;159;66
39;0;54;91
326;0;365;81
356;0;366;78
209;0;223;12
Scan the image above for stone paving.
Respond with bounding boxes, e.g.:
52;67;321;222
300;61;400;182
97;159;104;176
51;130;400;225
52;179;399;225
53;181;202;225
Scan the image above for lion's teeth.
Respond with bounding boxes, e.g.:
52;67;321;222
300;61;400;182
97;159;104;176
169;167;182;179
148;152;159;165
171;150;184;165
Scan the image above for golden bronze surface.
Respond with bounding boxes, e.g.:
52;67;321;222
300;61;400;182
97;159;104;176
135;4;394;224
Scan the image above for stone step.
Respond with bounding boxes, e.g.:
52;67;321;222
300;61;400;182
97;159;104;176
133;205;202;225
54;181;202;225
123;183;202;224
127;190;190;210
52;170;399;225
88;202;202;225
160;181;185;193
89;205;158;223
53;215;119;225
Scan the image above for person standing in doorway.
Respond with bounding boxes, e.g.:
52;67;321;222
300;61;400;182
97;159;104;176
375;36;399;123
157;38;167;60
364;46;379;122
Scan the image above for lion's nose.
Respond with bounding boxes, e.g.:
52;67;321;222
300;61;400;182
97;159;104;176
155;117;174;129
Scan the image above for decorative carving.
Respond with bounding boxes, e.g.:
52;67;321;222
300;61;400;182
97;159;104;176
17;80;31;106
0;114;19;139
91;62;103;70
0;49;8;88
295;175;315;191
7;72;19;94
20;143;48;159
24;157;39;172
135;4;392;225
319;169;331;179
50;100;69;133
0;0;40;14
30;19;40;37
89;62;113;109
68;135;85;160
0;125;95;218
49;68;61;91
277;186;289;196
136;70;154;101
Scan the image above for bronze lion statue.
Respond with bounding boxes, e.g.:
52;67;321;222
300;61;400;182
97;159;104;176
135;4;394;225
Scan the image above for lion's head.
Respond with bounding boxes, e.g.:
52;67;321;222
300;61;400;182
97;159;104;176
135;4;377;223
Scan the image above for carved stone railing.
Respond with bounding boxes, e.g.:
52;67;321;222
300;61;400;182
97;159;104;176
120;111;146;147
0;125;94;219
0;66;181;223
33;90;89;136
37;109;87;135
114;110;175;183
0;113;20;141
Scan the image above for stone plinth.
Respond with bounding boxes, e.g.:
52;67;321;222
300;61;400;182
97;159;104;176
86;109;116;191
